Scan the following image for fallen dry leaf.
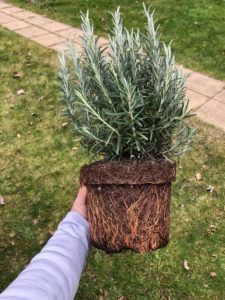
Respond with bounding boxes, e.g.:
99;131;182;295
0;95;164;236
33;219;38;225
0;196;5;205
16;89;25;95
210;271;217;278
12;72;22;79
195;173;202;180
62;122;69;127
183;260;190;271
17;133;21;138
118;297;128;300
207;224;217;235
206;185;214;193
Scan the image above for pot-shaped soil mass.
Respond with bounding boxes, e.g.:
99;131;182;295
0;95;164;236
80;159;176;253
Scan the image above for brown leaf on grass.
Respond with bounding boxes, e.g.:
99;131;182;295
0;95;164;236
207;224;217;235
183;260;190;271
206;185;214;193
12;72;22;79
118;297;128;300
62;122;69;127
0;196;5;205
16;89;25;95
23;57;32;66
210;271;217;278
195;173;202;180
33;219;38;225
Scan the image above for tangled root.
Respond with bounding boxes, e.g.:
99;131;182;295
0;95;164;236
80;159;176;253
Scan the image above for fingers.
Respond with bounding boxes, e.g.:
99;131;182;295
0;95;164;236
76;185;87;204
71;185;88;220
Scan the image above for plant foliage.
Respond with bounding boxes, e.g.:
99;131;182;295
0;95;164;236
59;4;195;160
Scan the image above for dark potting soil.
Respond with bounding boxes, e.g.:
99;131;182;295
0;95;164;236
80;158;176;185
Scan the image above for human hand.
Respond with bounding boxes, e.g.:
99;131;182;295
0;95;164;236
71;185;88;220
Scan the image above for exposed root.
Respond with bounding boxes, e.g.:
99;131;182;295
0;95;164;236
80;159;176;253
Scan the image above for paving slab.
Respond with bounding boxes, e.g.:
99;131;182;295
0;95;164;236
50;41;82;54
1;6;23;14
39;21;70;32
214;90;225;104
16;26;48;38
11;10;37;19
31;33;66;47
197;100;225;130
26;15;52;26
187;71;225;98
2;19;30;30
56;27;83;41
50;42;67;53
97;37;109;48
186;89;209;111
0;12;17;24
0;2;11;9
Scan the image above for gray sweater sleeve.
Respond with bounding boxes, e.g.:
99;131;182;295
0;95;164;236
0;211;90;300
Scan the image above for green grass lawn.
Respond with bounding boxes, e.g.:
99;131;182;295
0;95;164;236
1;27;225;299
7;0;225;81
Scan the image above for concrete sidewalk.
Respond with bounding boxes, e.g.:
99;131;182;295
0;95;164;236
0;1;225;130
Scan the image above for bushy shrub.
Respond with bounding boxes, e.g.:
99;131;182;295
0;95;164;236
59;5;195;160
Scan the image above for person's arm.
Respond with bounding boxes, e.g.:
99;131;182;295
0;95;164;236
0;186;89;300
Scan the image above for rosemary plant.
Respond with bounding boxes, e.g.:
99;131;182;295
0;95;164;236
59;5;195;160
